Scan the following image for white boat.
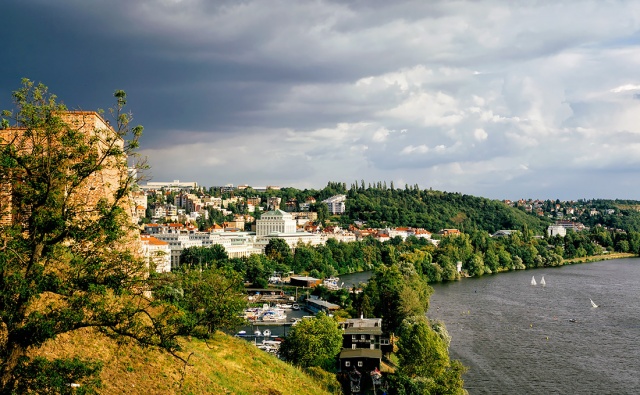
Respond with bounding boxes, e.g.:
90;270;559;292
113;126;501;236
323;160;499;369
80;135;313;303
531;276;537;286
262;329;271;338
254;330;262;337
276;303;293;309
236;330;246;336
540;276;546;286
260;309;287;322
292;303;300;310
323;277;341;290
590;299;598;308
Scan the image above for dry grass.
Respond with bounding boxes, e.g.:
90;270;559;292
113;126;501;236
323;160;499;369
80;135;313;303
32;329;333;395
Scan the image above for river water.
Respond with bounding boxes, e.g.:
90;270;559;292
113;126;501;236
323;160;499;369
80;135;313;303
429;258;640;394
241;261;640;393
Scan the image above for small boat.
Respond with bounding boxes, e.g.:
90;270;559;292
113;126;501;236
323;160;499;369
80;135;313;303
254;330;262;337
540;276;546;286
323;277;341;290
590;299;598;308
292;303;300;310
569;318;577;323
531;276;537;286
237;330;246;336
263;329;271;338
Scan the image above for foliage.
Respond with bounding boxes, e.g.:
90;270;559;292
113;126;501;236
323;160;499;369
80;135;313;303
265;238;292;264
153;267;247;338
179;245;228;270
13;357;102;395
0;80;182;394
392;316;467;395
343;182;550;233
361;263;432;334
279;312;342;370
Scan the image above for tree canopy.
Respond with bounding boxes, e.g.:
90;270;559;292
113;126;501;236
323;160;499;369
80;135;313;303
278;312;343;371
0;80;191;393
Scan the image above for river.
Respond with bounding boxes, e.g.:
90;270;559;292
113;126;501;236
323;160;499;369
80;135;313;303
429;258;640;394
243;261;640;393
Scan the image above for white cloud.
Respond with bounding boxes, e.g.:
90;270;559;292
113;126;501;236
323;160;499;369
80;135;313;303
401;145;429;154
473;128;488;141
611;84;640;93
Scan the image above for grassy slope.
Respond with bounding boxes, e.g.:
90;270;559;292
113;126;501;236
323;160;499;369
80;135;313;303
33;329;332;395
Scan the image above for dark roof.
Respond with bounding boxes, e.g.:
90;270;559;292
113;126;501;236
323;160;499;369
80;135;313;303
340;349;382;359
342;317;383;334
344;327;383;335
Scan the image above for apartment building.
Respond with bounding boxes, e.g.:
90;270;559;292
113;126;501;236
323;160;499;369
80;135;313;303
322;195;347;215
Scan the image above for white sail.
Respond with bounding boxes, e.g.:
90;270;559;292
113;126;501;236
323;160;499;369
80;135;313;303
531;276;537;286
540;276;546;286
590;299;598;308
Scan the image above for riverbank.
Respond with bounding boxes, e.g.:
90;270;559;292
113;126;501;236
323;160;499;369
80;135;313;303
561;252;636;264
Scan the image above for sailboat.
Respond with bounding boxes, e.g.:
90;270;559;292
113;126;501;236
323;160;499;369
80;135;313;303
531;276;537;286
540;276;546;287
590;299;598;308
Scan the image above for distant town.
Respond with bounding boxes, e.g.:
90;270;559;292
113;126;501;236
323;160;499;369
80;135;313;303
136;179;624;274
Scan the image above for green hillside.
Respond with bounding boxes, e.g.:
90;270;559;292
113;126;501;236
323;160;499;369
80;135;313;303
343;185;551;234
33;328;335;395
226;181;552;235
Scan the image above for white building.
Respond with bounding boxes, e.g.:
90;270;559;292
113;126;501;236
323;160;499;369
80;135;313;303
547;225;567;237
256;209;297;236
140;180;198;191
140;235;172;273
322;195;347;215
152;232;202;270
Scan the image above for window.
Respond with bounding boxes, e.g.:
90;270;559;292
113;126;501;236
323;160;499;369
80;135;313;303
361;335;366;340
357;361;363;367
352;335;356;340
352;344;356;349
345;361;350;367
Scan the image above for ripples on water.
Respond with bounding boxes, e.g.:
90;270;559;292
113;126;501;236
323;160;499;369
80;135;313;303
429;259;640;394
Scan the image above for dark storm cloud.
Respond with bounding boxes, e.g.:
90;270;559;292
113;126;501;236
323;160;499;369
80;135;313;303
3;0;640;199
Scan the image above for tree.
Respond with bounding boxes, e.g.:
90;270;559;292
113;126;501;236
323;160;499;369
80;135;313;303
264;237;292;265
395;316;466;394
0;80;184;393
279;312;342;370
155;267;247;338
311;202;329;225
179;244;228;270
363;263;431;334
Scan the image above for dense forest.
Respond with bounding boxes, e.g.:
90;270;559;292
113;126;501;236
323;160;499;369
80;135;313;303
209;180;554;234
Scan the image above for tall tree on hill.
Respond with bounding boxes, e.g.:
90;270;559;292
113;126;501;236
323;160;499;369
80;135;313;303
0;80;186;394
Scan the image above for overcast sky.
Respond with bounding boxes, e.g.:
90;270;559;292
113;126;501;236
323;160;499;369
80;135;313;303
2;0;640;200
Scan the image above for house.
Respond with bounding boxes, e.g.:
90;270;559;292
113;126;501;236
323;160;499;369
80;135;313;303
338;317;387;392
289;276;322;288
438;229;461;236
305;298;340;315
140;235;171;273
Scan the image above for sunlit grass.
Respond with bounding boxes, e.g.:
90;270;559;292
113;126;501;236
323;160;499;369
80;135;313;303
33;328;334;395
